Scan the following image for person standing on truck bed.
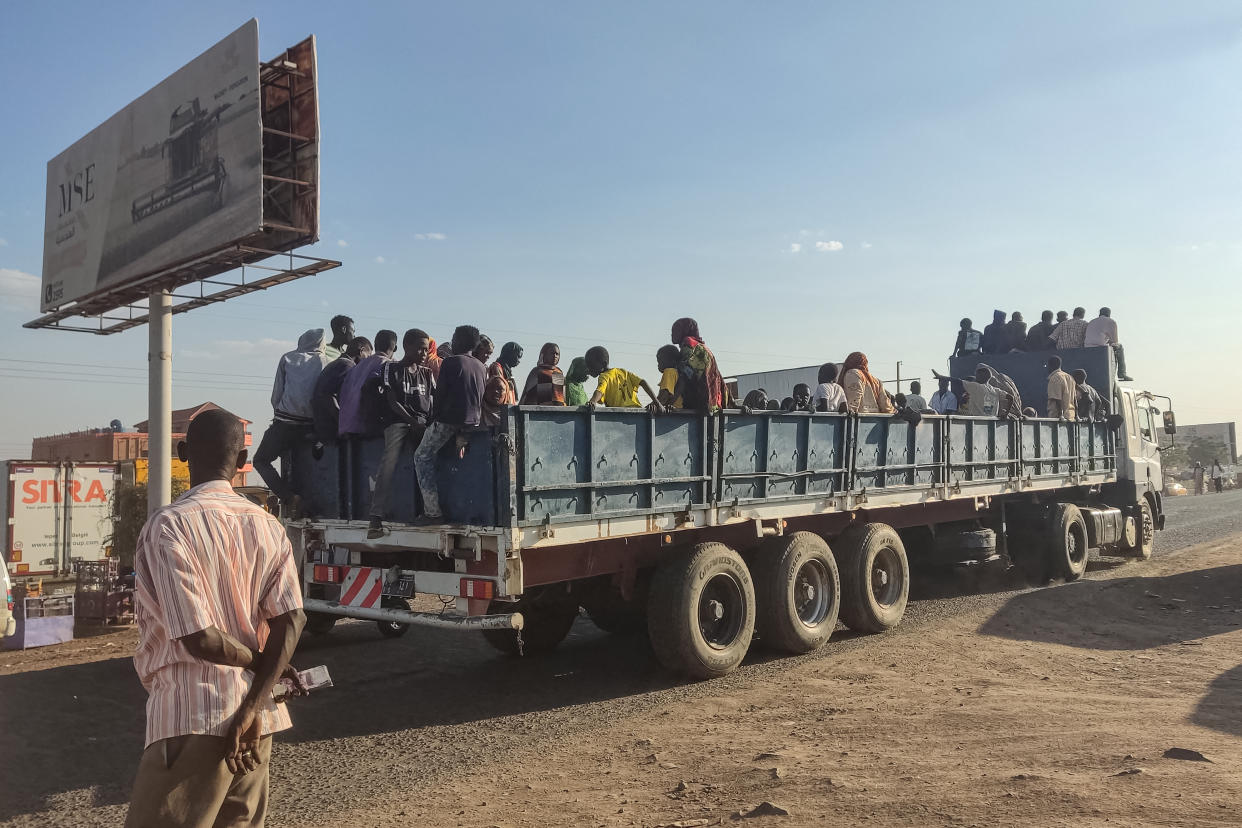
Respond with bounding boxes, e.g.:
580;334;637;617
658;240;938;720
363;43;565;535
841;351;895;414
520;342;566;405
414;326;488;524
904;380;928;412
425;337;443;380
813;362;847;413
670;317;729;413
1045;355;1078;420
125;408;307;828
953;317;982;357
1026;310;1057;351
339;330;398;438
1085;307;1134;381
253;329;330;516
929;376;958;414
311;336;372;452
585;346;663;410
1072;368;1108;422
1052;307;1089;350
482;342;523;426
368;330;436;538
323;314;355;362
981;310;1008;354
564;356;590;407
655;344;684;410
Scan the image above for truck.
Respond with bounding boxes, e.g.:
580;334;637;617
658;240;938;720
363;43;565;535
1;461;117;579
284;347;1173;679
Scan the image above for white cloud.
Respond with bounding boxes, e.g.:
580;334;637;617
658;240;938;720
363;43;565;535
0;267;40;312
815;240;844;252
336;239;348;248
181;337;293;361
375;255;386;264
414;232;446;241
790;243;802;253
861;241;873;249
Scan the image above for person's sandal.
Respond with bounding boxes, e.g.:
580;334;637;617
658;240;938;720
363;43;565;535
366;517;384;539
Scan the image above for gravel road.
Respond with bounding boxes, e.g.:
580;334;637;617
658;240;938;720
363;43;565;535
2;489;1239;827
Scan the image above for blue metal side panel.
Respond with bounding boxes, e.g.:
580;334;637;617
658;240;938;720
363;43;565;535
438;430;498;526
349;436;419;522
1078;421;1116;474
516;408;706;524
717;413;848;504
284;441;344;520
1022;420;1076;477
854;416;943;490
946;417;1018;483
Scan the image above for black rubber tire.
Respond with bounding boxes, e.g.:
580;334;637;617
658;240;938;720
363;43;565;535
753;532;840;654
1048;503;1089;581
304;611;337;637
376;596;412;638
1127;498;1155;561
481;595;579;656
835;523;910;634
648;542;756;679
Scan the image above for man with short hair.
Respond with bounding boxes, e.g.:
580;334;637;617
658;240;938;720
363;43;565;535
904;380;928;412
585;346;662;409
414;326;489;523
812;363;847;413
1046;355;1077;420
929;377;957;414
952;318;982;358
323;315;355;361
125;409;306;828
1005;312;1027;352
1025;310;1057;351
1085;307;1133;381
790;383;814;412
339;330;399;438
1072;368;1107;421
368;330;435;537
981;310;1008;355
312;336;372;447
1051;307;1089;350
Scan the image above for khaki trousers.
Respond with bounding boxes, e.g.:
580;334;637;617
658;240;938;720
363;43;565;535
124;734;272;828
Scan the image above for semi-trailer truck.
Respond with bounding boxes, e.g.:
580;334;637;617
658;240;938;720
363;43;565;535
283;347;1172;679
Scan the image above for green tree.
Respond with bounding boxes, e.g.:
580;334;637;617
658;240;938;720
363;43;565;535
108;480;190;567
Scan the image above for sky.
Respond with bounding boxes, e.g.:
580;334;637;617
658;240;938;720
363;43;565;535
1;1;1240;465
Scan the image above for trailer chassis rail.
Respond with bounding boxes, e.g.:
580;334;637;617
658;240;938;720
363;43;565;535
303;598;523;631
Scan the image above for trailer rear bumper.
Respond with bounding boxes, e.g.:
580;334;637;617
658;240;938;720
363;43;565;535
303;598;523;631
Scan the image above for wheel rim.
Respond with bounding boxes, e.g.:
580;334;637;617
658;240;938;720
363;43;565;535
1141;505;1154;548
794;558;832;628
699;572;746;649
1067;523;1087;566
871;546;903;607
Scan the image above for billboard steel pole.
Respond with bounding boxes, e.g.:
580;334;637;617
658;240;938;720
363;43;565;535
148;289;172;514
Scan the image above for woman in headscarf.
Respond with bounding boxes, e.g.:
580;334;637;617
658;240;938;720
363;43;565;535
670;317;728;413
564;356;590;407
841;351;894;414
425;337;442;380
481;341;522;426
520;342;566;405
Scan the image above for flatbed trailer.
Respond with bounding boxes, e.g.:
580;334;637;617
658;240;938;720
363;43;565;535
286;359;1172;678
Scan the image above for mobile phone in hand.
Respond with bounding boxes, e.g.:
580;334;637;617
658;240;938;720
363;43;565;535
272;665;333;701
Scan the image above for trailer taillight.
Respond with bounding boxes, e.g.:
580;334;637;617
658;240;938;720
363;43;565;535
459;578;495;600
312;565;343;583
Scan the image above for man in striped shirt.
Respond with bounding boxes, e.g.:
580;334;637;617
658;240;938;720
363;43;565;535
126;408;306;828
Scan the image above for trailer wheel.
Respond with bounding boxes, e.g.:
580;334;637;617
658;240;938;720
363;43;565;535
836;523;909;634
648;542;755;679
1048;503;1089;581
481;593;579;656
1121;499;1155;561
305;611;337;637
754;532;840;654
376;596;411;639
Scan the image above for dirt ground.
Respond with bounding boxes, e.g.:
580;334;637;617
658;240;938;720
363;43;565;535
2;533;1240;827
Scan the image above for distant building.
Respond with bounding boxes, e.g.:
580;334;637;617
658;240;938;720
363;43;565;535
30;402;253;484
1169;422;1237;464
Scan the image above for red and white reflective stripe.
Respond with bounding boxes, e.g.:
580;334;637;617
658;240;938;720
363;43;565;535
339;567;384;608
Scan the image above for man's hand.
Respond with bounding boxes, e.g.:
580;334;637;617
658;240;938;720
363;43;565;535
646;401;665;415
275;664;309;702
224;702;262;774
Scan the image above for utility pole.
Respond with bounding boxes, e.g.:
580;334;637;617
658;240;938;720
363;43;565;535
148;290;172;514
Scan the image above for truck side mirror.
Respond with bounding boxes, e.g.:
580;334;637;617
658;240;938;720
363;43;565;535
1163;411;1176;435
1106;414;1125;432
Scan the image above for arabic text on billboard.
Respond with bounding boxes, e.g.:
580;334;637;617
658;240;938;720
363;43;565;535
41;20;262;312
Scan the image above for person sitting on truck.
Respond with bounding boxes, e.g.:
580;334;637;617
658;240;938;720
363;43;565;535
655;344;684;410
473;335;495;364
1045;355;1078;420
437;341;453;360
564;356;590;407
425;337;443;380
791;383;814;412
981;310;1009;354
585;346;663;411
323;314;355;361
1072;368;1108;422
367;330;435;537
1005;311;1027;352
904;380;928;412
1052;307;1089;350
1085;307;1133;381
492;342;523;401
339;329;398;438
929;377;958;414
520;343;566;406
253;329;331;516
937;365;1020;419
742;388;769;411
978;364;1023;418
670;317;729;413
953;317;983;357
482;342;523;426
1025;310;1057;351
413;326;488;524
311;335;372;449
842;351;895;414
813;363;848;413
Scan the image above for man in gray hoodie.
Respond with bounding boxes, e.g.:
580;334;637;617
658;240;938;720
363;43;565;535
253;329;330;513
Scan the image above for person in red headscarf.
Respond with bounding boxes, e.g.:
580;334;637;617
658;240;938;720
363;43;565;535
670;317;729;413
841;351;894;414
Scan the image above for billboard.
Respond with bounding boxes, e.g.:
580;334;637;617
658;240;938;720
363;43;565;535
41;20;262;313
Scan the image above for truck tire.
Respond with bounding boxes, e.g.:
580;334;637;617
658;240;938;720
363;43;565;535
1048;503;1089;581
376;596;411;639
481;594;579;656
836;523;909;634
305;611;337;637
753;532;840;654
1121;499;1155;561
648;542;755;679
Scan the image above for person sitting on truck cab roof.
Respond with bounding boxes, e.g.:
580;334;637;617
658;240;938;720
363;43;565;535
564;357;590;407
338;329;398;438
413;326;488;524
1052;307;1089;350
1005;312;1027;352
841;352;895;414
981;310;1009;355
311;336;372;448
1085;307;1133;382
953;318;982;357
655;344;684;410
586;346;663;411
1025;310;1057;351
813;363;847;413
368;330;435;538
1045;355;1078;420
520;343;566;406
